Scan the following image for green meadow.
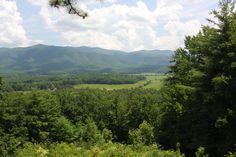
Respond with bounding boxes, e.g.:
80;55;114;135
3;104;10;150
74;74;166;90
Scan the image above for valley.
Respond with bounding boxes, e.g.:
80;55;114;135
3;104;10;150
74;74;165;90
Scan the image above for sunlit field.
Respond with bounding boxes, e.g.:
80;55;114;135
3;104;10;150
74;74;166;90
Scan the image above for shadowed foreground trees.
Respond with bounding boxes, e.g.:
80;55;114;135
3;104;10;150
157;0;236;156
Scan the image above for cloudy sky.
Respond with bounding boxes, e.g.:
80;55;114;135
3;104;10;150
0;0;219;51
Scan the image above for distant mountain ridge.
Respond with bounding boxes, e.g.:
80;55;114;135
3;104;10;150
0;44;173;74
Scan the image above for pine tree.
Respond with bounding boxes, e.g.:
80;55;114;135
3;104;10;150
160;1;236;156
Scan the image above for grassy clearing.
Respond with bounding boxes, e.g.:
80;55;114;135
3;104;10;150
143;75;166;89
74;74;166;90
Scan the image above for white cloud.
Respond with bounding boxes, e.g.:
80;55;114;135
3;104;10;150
0;0;30;47
28;0;218;51
157;20;201;49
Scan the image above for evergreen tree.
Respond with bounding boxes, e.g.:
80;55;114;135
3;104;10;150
129;121;154;145
159;0;236;156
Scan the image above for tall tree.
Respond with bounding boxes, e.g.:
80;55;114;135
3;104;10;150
159;0;236;156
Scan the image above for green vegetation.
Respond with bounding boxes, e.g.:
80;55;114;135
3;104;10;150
2;73;145;91
0;88;163;156
143;75;166;89
156;1;236;156
0;1;236;157
74;75;165;90
2;73;164;91
15;143;184;157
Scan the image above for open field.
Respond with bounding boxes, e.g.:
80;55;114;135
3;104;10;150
74;74;166;90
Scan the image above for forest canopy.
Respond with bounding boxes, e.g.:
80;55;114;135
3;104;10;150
0;0;236;157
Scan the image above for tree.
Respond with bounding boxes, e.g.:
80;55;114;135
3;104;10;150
75;118;104;145
0;77;2;90
0;93;29;156
24;91;61;142
159;0;236;156
50;116;75;142
129;121;154;145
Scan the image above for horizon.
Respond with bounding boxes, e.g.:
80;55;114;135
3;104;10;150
0;1;235;156
0;43;173;52
0;0;219;51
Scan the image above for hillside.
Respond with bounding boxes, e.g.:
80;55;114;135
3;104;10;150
0;44;173;74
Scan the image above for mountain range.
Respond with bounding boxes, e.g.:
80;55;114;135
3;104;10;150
0;44;173;74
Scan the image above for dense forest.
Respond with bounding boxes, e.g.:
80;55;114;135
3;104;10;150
0;1;236;157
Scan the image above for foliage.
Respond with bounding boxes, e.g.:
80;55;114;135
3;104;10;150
75;118;104;145
195;147;209;157
129;121;154;145
0;88;162;156
2;73;145;91
1;1;236;156
0;77;2;90
226;152;236;157
50;116;75;142
158;1;236;156
75;75;165;90
14;142;184;157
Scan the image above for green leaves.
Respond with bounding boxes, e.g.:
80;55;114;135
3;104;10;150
129;121;154;145
50;116;75;142
0;77;2;90
160;1;236;156
24;92;61;142
75;118;104;145
195;147;209;157
212;75;230;89
15;142;185;157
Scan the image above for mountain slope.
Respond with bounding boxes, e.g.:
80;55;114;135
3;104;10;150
0;45;173;74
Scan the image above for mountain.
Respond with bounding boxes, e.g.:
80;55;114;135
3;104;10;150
0;44;173;74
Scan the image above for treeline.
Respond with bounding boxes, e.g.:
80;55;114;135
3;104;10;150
78;73;145;84
2;73;145;91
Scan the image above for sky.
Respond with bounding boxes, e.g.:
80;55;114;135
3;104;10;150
0;0;219;51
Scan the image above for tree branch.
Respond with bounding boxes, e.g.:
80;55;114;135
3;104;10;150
49;0;88;19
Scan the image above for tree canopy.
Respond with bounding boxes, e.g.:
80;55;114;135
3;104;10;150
0;0;236;156
158;0;236;156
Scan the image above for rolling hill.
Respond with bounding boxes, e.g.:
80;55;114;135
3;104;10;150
0;44;173;74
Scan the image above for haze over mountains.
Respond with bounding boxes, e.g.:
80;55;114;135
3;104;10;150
0;44;173;74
